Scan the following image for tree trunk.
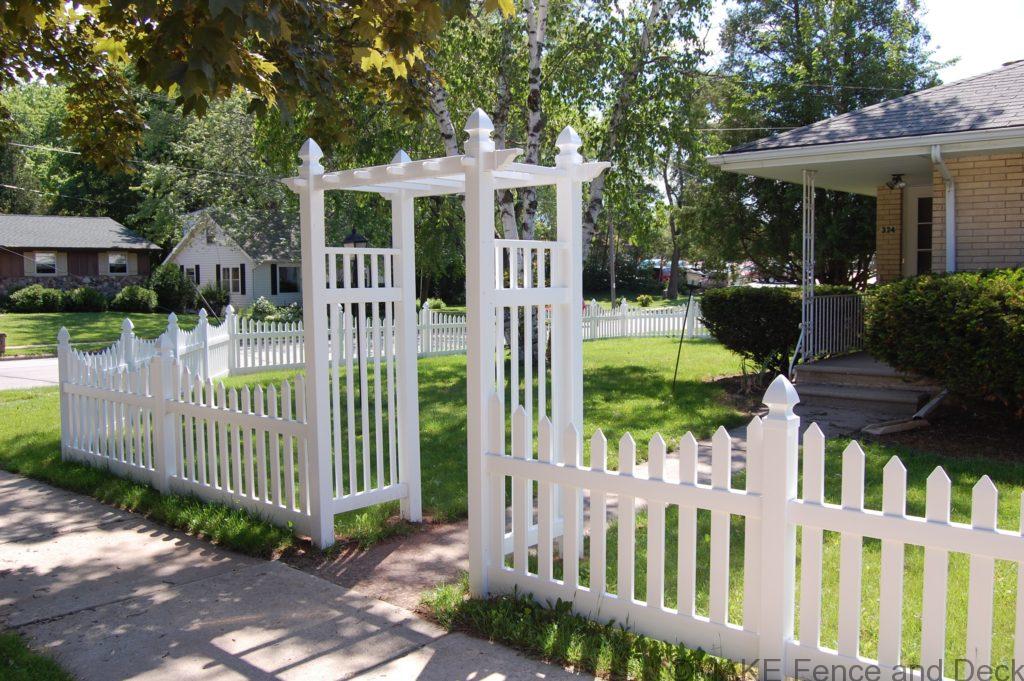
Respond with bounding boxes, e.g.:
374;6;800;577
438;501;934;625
424;62;460;157
493;20;520;240
581;0;670;259
517;0;549;240
667;241;681;299
607;202;616;306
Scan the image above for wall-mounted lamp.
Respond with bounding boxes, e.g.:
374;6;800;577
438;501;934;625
885;173;907;190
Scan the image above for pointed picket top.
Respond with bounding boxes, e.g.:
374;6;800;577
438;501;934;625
590;429;607;471
57;326;70;344
537;416;553;463
562;422;581;468
649;433;666;481
882;456;907;515
391;149;412;165
465;107;493;133
841;441;866;509
511;404;528;460
971;476;998;530
678;431;698;484
619;432;636;476
763;374;799;418
926;466;952;522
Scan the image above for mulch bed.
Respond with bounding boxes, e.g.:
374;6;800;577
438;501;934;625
872;397;1024;460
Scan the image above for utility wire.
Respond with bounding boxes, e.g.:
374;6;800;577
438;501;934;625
0;182;117;206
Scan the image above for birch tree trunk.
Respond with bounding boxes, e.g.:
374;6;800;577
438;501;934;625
493;20;520;240
581;0;670;259
517;0;549;240
424;62;460;157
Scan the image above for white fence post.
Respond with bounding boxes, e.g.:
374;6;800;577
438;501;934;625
419;302;432;356
392;179;423;522
120;318;135;370
288;139;335;549
152;333;176;494
197;308;210;381
464;109;498;598
758;375;800;679
57;327;71;459
224;304;237;374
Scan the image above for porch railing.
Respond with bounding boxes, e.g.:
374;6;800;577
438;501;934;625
804;293;865;360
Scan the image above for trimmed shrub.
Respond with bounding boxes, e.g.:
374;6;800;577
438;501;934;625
64;286;108;312
699;286;801;376
865;269;1024;411
9;284;64;312
635;294;654;308
149;263;196;312
245;296;279;321
425;297;447;310
198;284;230;315
111;285;159;313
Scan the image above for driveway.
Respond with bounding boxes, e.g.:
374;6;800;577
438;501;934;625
0;356;59;390
0;470;589;680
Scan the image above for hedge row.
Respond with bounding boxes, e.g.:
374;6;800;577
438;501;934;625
7;284;159;313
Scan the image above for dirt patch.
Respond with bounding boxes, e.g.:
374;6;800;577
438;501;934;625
874;398;1024;460
712;373;771;415
281;519;468;613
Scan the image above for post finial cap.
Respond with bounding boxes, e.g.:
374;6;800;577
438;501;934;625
391;149;412;164
465;108;494;133
121;317;134;332
763;374;799;417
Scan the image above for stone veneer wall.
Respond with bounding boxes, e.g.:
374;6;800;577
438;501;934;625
932;152;1024;272
875;185;903;283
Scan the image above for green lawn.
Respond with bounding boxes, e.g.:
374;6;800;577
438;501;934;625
0;311;198;355
0;631;71;681
0;337;744;549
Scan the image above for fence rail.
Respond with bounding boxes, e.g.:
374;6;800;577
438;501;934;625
480;376;1023;680
805;293;865;360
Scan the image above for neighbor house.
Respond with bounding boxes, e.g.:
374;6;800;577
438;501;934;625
709;59;1024;282
163;210;302;308
0;214;161;296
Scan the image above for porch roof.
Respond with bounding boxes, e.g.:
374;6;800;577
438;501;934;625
708;60;1024;195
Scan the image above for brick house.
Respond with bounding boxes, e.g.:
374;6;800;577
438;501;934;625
707;61;1024;406
709;59;1024;283
0;214;161;297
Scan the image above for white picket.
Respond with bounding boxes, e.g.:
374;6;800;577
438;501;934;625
709;426;731;624
837;441;865;658
966;476;998;668
877;456;907;668
677;432;698;618
920;467;951;669
618;433;636;602
646;433;666;610
799;423;825;649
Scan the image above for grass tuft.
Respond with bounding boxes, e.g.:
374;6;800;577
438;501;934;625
421;575;747;680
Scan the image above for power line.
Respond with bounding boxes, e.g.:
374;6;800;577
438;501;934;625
0;182;117;206
6;141;285;184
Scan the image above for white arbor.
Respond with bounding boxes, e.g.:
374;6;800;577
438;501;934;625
284;108;607;551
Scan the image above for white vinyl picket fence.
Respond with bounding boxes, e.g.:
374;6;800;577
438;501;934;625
583;298;710;341
58;332;315;533
478;375;1024;680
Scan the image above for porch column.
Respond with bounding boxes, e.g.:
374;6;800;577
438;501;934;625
801;169;817;361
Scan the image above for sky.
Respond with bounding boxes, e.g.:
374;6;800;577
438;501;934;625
705;0;1024;83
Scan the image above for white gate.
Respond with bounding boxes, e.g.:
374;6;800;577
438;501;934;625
284;142;423;547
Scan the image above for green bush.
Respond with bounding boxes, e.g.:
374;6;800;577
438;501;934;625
149;263;196;312
865;269;1024;411
636;294;654;307
699;286;801;376
63;286;108;312
245;296;279;321
110;285;158;313
9;284;64;312
425;297;446;309
198;284;230;315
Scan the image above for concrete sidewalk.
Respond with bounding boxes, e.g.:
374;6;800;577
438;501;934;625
0;356;59;390
0;471;588;680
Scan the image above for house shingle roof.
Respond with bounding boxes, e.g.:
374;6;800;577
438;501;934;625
724;60;1024;154
0;214;160;250
181;210;300;263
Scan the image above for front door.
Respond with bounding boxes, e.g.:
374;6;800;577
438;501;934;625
902;186;934;277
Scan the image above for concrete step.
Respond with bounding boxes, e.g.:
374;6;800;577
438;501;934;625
795;381;933;408
795;361;940;391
